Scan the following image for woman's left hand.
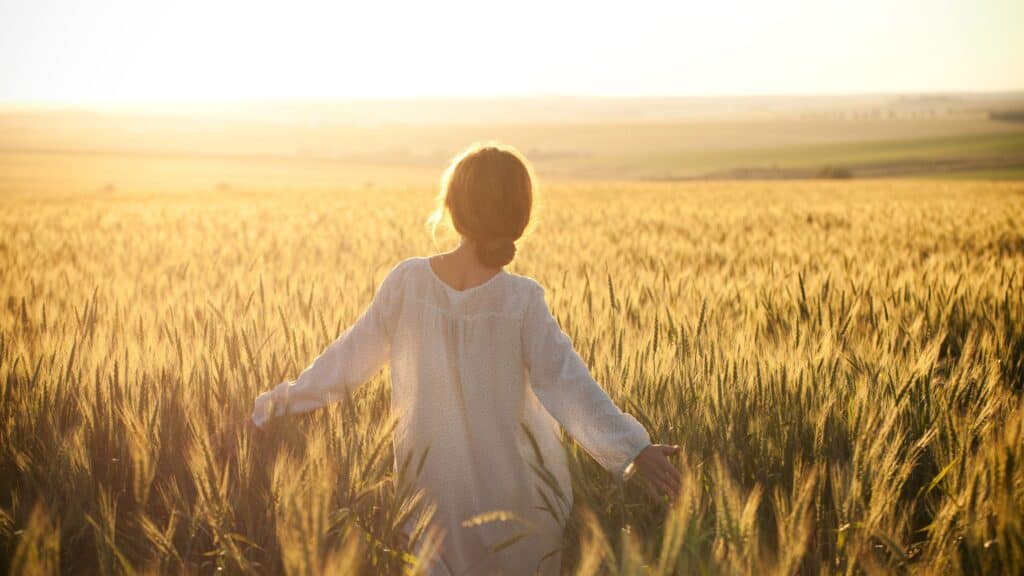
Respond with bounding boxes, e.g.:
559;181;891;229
632;444;682;502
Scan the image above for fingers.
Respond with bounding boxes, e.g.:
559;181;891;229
636;444;683;502
650;475;677;503
659;459;682;493
642;477;660;501
658;469;681;496
647;446;682;492
245;417;263;436
640;464;677;503
657;467;681;497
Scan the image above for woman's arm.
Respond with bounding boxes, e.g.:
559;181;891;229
521;280;653;479
250;263;403;428
521;280;682;499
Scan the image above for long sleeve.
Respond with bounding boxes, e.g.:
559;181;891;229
521;281;651;480
250;263;402;428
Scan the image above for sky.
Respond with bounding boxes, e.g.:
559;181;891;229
0;0;1021;103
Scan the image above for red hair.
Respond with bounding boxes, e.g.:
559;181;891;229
428;142;535;267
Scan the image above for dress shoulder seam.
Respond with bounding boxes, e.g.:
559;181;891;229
410;295;526;322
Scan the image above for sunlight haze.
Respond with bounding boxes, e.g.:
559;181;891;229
1;0;1021;103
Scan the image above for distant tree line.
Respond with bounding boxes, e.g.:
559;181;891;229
817;166;853;179
989;110;1024;123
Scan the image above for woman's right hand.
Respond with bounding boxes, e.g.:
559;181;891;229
215;416;263;458
245;417;261;436
632;444;682;502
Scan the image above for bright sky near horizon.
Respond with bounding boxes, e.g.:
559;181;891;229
0;0;1021;103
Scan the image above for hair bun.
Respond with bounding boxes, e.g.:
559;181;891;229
476;236;517;267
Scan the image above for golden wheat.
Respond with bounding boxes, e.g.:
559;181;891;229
1;180;1022;574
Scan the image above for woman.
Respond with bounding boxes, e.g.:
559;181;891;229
250;142;682;575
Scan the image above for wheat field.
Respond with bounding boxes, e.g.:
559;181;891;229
1;179;1022;574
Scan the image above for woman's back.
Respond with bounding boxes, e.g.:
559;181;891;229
389;255;573;575
251;143;675;575
252;255;651;574
390;255;651;574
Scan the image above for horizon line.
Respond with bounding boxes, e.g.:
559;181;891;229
2;89;1023;109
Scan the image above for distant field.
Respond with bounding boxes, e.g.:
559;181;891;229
645;131;1024;180
2;97;1024;192
4;127;1021;200
0;150;437;198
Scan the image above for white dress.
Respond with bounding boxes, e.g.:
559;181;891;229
251;256;652;575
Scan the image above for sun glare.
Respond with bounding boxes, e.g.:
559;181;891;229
0;0;1022;104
